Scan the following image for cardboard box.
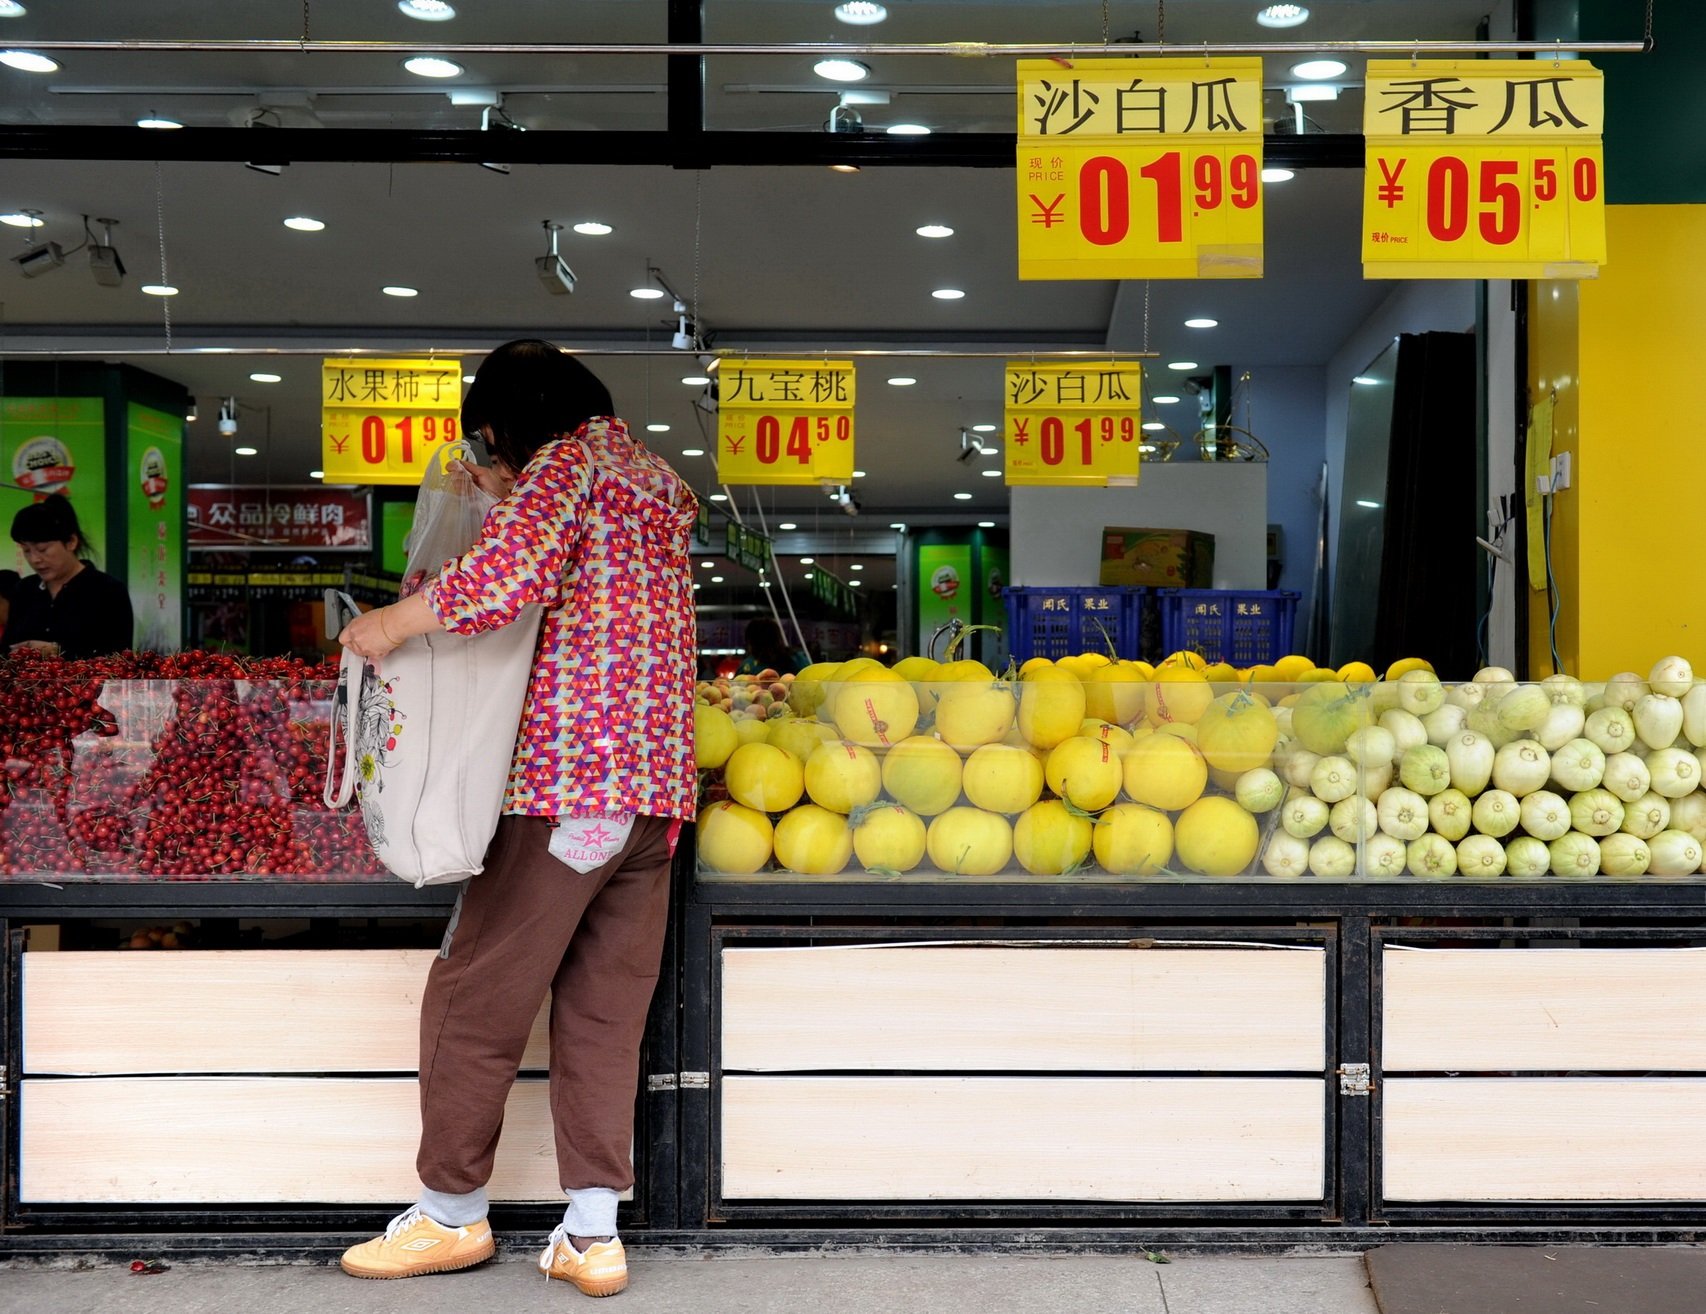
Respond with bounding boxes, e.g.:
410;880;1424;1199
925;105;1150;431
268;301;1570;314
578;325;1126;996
1098;527;1215;588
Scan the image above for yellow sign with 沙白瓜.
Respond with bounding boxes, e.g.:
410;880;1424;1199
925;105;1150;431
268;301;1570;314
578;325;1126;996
1016;58;1264;281
1363;60;1605;279
321;358;465;485
1003;362;1143;487
716;359;855;486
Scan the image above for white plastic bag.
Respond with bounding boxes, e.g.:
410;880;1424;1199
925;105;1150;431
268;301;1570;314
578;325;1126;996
400;442;493;599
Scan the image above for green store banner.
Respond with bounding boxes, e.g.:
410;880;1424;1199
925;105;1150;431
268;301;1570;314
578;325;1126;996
0;396;107;572
127;402;184;652
917;543;973;645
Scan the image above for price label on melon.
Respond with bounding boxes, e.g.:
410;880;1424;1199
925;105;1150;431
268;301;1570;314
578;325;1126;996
716;359;855;486
321;358;464;485
1363;60;1605;279
1003;362;1144;487
1016;58;1264;281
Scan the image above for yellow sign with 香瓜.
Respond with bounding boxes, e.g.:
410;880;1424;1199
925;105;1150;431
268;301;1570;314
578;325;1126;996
716;359;856;486
1003;362;1144;487
321;358;465;485
1015;58;1264;281
1363;60;1605;279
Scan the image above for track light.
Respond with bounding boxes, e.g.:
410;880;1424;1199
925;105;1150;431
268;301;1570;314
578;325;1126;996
536;220;576;295
217;397;238;437
87;216;124;287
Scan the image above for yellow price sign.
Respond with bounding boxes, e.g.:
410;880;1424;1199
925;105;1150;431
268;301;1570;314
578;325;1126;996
1363;60;1605;279
1003;362;1143;487
1016;58;1264;281
321;358;464;485
716;359;855;486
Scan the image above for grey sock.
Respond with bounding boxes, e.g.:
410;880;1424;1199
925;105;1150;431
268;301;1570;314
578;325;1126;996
562;1186;619;1238
418;1185;488;1228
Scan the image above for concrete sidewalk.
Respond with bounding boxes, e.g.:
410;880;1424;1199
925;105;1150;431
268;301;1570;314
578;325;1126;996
1;1252;1379;1314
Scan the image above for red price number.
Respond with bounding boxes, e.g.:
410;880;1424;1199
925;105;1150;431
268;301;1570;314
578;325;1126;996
1079;150;1260;247
750;413;853;465
357;413;459;465
1385;153;1600;246
1014;415;1138;465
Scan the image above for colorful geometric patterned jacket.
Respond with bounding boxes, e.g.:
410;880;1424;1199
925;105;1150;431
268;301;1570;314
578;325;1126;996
423;417;699;819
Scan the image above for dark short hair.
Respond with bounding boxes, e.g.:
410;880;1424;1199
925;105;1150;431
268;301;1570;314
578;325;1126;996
462;339;615;473
11;494;88;554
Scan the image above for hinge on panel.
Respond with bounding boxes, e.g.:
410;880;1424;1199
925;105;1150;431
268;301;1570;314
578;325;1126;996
678;1071;710;1090
646;1073;678;1093
1337;1063;1373;1097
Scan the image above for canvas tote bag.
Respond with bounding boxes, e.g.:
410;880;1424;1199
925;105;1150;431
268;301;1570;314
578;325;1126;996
324;444;543;885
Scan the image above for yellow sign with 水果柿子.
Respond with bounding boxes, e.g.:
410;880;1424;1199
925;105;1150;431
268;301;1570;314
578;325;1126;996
716;359;855;486
1016;58;1264;281
1363;60;1605;279
1003;362;1144;487
321;358;465;485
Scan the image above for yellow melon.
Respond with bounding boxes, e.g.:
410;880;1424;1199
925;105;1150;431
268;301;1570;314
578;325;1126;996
1194;691;1281;774
1017;667;1087;750
1173;796;1259;877
852;805;927;873
1093;803;1174;875
926;807;1014;876
697;801;773;874
1147;666;1214;726
934;678;1018;750
880;735;964;816
724;742;805;812
1044;735;1123;812
833;669;920;748
803;740;883;814
962;742;1045;814
1013;800;1093;876
694;704;739;770
1121;734;1208;812
773;804;853;876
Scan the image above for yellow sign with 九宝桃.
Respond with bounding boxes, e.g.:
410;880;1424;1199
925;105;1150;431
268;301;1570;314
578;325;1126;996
1003;362;1144;487
1363;60;1606;279
716;359;856;486
1016;58;1264;281
321;358;465;485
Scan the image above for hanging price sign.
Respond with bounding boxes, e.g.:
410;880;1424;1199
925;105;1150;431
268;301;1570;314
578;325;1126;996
1004;362;1144;487
321;358;464;485
1016;58;1264;281
1363;60;1605;279
717;359;855;486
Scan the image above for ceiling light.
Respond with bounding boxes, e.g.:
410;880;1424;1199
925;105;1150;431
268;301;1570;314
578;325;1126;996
889;522;905;530
1167;361;1198;371
848;580;862;588
829;164;861;174
886;123;931;136
1184;317;1218;329
309;469;324;479
802;572;814;581
382;285;418;297
932;288;966;300
283;216;325;231
0;50;57;73
850;563;863;571
1255;4;1309;27
1352;375;1381;386
977;521;995;529
1287;84;1340;103
916;224;954;238
852;470;867;478
1142;421;1166;431
402;55;464;78
700;561;715;569
140;283;179;296
680;447;705;457
710;575;725;583
888;376;917;387
800;557;817;566
773;522;795;531
1291;58;1347;80
981;469;1002;477
249;372;282;383
834;1;887;25
693;583;701;591
709;493;728;503
1356;499;1382;509
645;422;670;433
814;58;871;83
0;209;42;228
572;221;613;235
681;375;710;386
234;446;259;457
462;373;475;383
630;287;666;299
953;492;973;501
1261;167;1296;183
1139;444;1157;454
971;423;997;432
137;117;183;130
1152;395;1181;404
0;3;27;16
399;0;456;19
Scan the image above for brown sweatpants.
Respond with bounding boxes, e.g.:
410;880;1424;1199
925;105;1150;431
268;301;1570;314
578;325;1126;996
416;812;675;1194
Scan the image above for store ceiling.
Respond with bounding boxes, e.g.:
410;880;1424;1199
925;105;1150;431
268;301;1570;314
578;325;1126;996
0;0;1499;518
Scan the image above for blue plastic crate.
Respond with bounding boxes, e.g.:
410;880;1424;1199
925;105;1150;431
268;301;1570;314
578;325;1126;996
1157;589;1301;667
1003;586;1146;662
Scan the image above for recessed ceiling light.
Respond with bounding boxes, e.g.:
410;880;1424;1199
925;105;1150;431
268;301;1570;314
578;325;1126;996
399;0;456;19
1352;375;1381;386
1261;167;1296;183
234;446;259;457
645;422;670;432
931;288;966;300
848;579;862;588
382;285;419;297
1356;499;1382;508
709;493;728;502
140;284;179;296
137;117;183;130
680;447;705;457
1291;58;1347;80
0;50;57;73
692;583;702;591
971;423;997;432
916;224;954;238
953;492;973;501
852;470;867;478
630;287;666;299
1139;443;1157;454
981;469;1001;477
249;372;282;383
309;469;324;479
710;575;725;583
402;55;464;78
699;560;714;569
980;445;1000;455
887;376;917;387
1152;394;1181;404
887;123;931;136
829;164;861;174
889;522;905;530
1287;84;1340;103
834;1;887;25
1142;421;1167;431
0;3;28;17
1167;361;1199;371
1255;4;1309;27
283;216;326;231
0;211;43;228
681;375;710;386
800;556;815;564
850;563;863;571
977;521;995;529
802;571;814;581
572;221;613;236
779;522;798;530
1184;317;1219;329
813;58;871;82
462;373;475;383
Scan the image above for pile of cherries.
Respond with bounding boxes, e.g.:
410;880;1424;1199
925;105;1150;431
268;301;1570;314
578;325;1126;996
0;650;382;880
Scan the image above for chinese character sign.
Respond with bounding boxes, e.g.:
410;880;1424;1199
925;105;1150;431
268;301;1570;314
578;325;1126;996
321;358;464;485
717;359;855;486
1016;58;1264;281
1363;60;1605;279
187;486;373;550
1004;362;1143;487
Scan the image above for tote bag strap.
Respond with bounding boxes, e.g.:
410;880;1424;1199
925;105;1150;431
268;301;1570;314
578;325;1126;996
322;590;365;809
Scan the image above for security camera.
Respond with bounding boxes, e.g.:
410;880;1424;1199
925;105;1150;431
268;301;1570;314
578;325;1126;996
217;397;238;437
956;429;986;463
536;252;577;295
826;103;863;134
13;242;65;278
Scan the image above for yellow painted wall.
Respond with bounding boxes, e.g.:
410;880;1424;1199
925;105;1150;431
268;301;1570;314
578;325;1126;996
1530;205;1706;678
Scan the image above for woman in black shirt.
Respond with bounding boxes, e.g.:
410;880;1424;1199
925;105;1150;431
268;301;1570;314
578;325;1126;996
5;495;133;659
